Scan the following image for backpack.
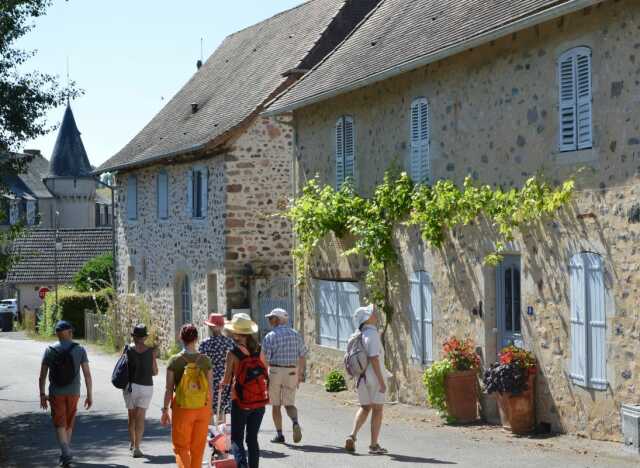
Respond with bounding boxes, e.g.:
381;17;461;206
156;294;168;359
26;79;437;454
49;343;79;387
344;331;369;379
175;355;209;409
111;345;131;390
232;347;269;410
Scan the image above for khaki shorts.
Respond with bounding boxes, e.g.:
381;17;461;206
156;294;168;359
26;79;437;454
268;367;298;407
357;377;386;406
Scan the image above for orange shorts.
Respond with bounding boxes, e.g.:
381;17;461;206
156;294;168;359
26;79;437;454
50;395;80;429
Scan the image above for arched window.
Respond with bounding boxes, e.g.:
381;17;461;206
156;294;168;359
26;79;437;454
181;275;192;325
558;47;593;152
409;98;431;184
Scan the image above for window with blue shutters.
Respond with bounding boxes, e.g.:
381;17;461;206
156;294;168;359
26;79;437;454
558;47;593;152
409;271;434;365
157;171;169;220
409;98;431;184
187;166;208;219
569;252;606;390
316;280;360;350
335;116;355;189
126;175;138;221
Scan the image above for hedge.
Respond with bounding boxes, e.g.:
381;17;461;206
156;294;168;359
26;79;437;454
40;287;114;338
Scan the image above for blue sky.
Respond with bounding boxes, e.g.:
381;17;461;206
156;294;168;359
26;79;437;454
18;0;305;167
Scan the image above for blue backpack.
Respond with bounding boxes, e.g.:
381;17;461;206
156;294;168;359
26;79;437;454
112;346;131;390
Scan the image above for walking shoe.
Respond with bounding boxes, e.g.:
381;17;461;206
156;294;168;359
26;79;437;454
368;444;388;455
270;434;285;444
59;455;73;467
132;448;144;458
345;435;356;453
292;423;302;443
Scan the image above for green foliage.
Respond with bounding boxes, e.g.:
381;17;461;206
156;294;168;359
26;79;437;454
423;359;453;417
40;287;113;338
324;369;347;393
73;253;114;292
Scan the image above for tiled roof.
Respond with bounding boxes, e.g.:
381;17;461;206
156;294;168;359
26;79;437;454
6;229;113;284
48;104;93;177
0;153;52;200
267;0;597;113
97;0;352;173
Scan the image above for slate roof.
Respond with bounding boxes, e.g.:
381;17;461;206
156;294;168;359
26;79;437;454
267;0;597;113
6;229;113;284
49;104;93;177
0;152;52;200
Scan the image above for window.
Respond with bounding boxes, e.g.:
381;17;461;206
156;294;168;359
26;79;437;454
187;167;208;219
95;204;101;227
126;175;138;221
409;271;433;365
127;265;136;294
558;47;593;152
335;116;355;188
181;275;193;324
207;273;218;314
316;280;360;350
103;205;110;226
569;252;606;390
409;98;431;184
157;171;169;220
9;199;18;225
18;199;26;223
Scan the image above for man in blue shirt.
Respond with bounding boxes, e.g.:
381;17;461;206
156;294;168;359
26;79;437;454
261;308;307;444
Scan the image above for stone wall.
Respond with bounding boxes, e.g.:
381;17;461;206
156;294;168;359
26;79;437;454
292;0;640;441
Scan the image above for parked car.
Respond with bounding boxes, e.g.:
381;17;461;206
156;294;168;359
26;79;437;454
0;299;18;319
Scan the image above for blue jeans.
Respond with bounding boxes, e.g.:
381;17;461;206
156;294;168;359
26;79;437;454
231;401;265;468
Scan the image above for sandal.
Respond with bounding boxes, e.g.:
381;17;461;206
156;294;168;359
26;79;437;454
368;444;388;455
345;435;356;452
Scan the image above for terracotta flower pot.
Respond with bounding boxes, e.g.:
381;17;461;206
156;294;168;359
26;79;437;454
444;369;479;423
496;371;536;434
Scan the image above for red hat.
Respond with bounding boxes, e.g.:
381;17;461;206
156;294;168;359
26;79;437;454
204;313;225;328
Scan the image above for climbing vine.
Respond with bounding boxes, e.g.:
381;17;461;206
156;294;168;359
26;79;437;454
285;171;574;330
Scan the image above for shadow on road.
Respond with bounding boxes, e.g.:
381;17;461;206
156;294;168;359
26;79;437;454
0;410;172;467
388;453;457;464
287;443;361;455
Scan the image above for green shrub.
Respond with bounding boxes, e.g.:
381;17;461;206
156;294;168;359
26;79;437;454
73;253;114;292
423;359;453;419
324;369;347;393
40;287;114;338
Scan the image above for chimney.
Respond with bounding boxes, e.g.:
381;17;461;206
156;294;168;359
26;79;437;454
191;103;199;114
196;60;203;70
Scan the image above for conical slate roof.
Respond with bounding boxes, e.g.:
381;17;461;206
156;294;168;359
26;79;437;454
49;104;92;177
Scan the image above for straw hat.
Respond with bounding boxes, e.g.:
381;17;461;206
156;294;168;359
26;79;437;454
224;312;259;335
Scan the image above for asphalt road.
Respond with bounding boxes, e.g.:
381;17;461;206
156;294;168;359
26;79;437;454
0;332;637;467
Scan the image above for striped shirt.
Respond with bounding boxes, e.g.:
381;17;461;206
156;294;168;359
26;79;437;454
262;325;307;367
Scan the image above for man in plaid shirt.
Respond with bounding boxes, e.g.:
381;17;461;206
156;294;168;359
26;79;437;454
262;308;307;444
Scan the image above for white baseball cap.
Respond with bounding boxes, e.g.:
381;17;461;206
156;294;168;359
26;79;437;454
265;308;289;319
353;304;374;328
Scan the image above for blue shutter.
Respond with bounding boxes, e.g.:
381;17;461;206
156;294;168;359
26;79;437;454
157;172;168;220
569;255;587;386
8;199;18;225
201;168;208;219
343;116;355;183
409;272;423;363
186;170;193;217
559;52;577;152
575;49;593;150
127;175;137;221
585;253;606;390
335;118;345;189
421;271;434;363
317;281;338;348
337;281;360;350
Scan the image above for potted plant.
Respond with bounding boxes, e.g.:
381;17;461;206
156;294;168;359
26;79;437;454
483;345;537;434
423;337;481;423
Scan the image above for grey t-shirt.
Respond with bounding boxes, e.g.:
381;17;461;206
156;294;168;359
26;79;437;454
42;340;88;396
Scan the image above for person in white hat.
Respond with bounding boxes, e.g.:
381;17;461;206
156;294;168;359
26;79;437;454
261;308;307;444
345;304;391;455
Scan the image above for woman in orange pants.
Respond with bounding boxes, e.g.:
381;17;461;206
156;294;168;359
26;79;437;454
161;324;213;468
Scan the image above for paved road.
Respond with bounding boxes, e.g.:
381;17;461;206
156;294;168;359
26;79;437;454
0;332;637;467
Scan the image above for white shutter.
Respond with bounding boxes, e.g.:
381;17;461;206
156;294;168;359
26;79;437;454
337;281;360;350
569;255;587;386
409;272;423;363
9;199;18;225
585;253;606;390
409;101;421;183
558;53;577;152
317;280;338;348
575;50;593;150
127;175;137;221
344;116;355;183
26;200;36;225
421;271;434;363
186;170;193;217
335;118;345;189
157;172;168;220
201;168;208;218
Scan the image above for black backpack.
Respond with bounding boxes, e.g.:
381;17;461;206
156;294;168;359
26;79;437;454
49;343;79;387
112;345;131;390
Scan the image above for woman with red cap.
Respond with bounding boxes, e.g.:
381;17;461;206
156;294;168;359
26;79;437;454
199;313;234;416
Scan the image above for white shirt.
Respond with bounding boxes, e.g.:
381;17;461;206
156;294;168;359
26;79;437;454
361;325;392;380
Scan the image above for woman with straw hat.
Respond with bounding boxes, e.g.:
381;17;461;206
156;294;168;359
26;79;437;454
199;313;234;416
220;313;268;468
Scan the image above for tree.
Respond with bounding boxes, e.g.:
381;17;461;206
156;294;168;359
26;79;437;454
73;253;114;292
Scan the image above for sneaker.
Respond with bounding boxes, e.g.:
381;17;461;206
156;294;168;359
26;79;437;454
368;444;388;455
345;435;356;453
132;448;144;458
59;455;73;467
270;434;285;444
292;423;302;443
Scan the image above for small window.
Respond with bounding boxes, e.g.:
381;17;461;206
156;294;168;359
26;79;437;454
207;273;218;314
181;275;193;324
409;271;434;365
558;47;593;152
316;280;359;350
409;98;431;184
335;116;355;189
569;252;606;390
126;175;138;221
187;167;208;219
157;171;169;220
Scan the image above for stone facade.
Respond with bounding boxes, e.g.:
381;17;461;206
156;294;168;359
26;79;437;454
114;116;293;346
291;0;640;441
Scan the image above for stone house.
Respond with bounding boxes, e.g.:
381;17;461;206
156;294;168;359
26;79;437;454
266;0;640;441
96;0;381;343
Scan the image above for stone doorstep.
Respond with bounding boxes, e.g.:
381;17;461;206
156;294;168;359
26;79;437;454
297;382;638;463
